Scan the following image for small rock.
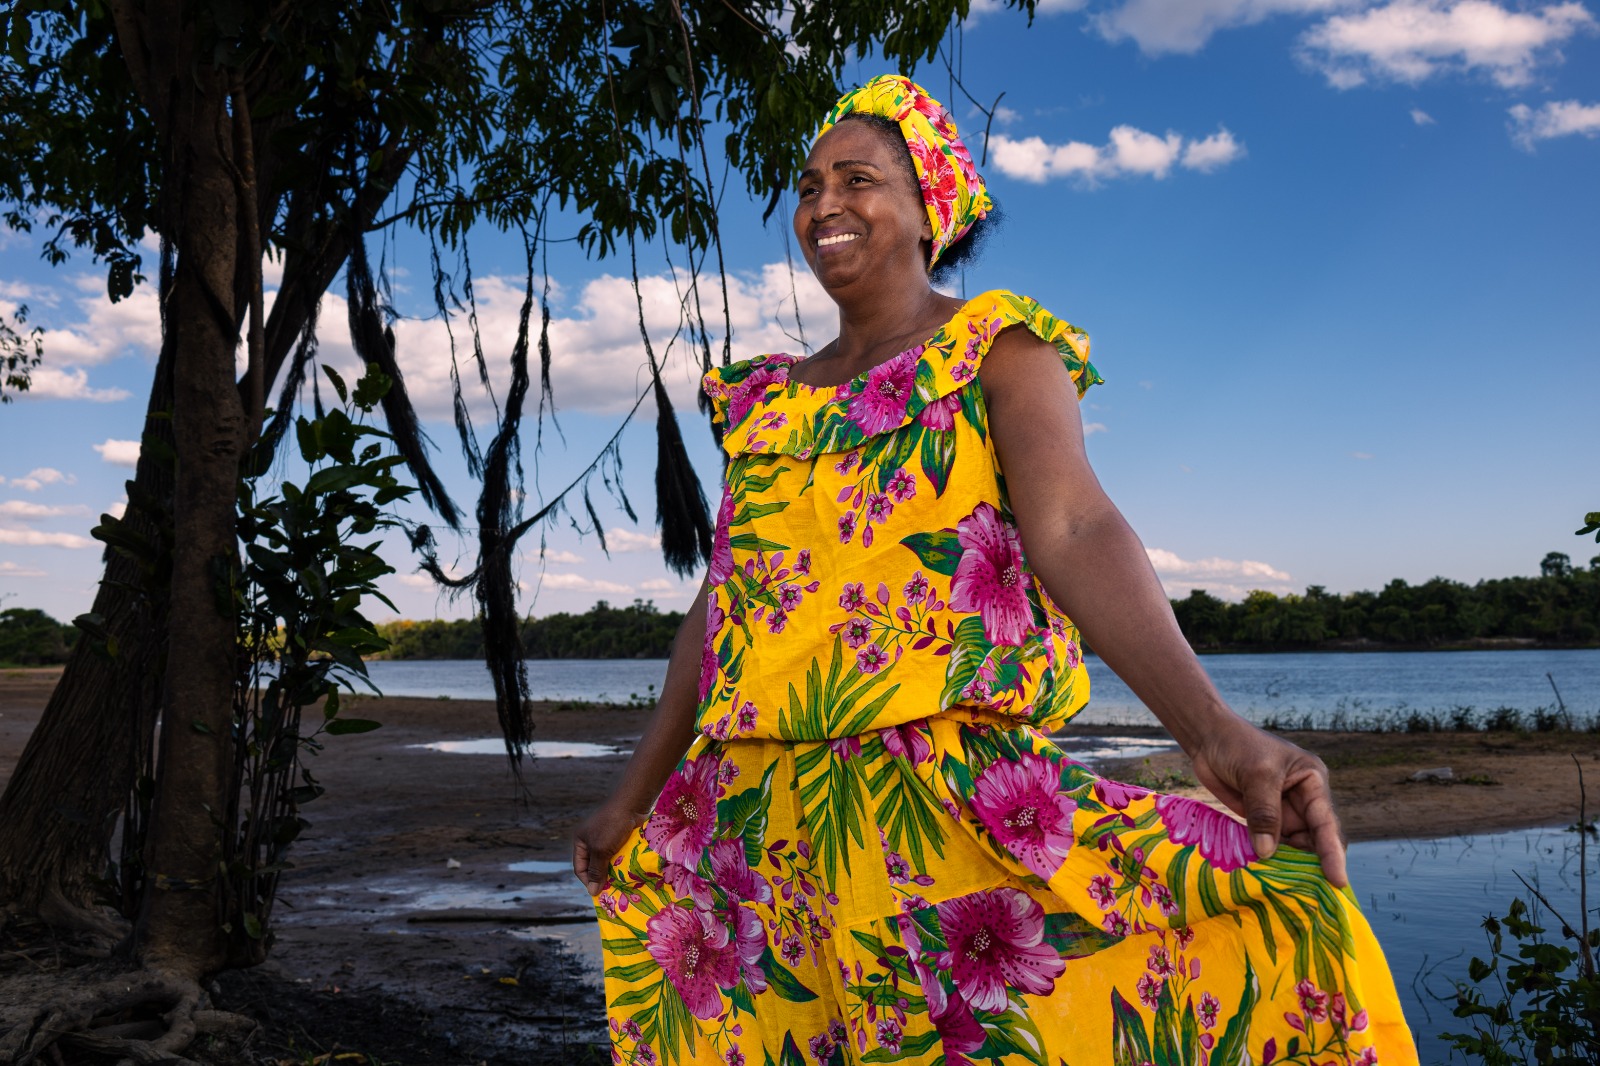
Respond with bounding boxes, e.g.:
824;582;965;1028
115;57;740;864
1409;767;1454;782
446;858;462;869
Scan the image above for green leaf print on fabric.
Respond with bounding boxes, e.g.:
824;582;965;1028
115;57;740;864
758;944;820;1003
1112;989;1155;1066
919;427;957;497
866;745;949;872
719;761;778;870
899;529;963;577
1210;958;1261;1066
1043;911;1124;960
939;615;993;709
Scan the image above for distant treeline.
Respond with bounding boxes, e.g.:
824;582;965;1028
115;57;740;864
6;553;1595;666
0;608;78;666
374;599;685;660
1172;553;1600;650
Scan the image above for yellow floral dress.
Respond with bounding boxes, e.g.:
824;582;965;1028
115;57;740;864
595;290;1417;1066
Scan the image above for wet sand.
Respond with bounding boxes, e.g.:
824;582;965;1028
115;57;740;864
2;667;1595;1061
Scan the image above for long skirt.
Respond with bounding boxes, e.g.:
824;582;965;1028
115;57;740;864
594;716;1417;1066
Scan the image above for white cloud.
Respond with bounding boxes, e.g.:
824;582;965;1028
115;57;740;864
965;0;1085;20
1508;99;1600;147
1350;450;1375;459
532;549;585;565
638;577;677;591
1147;547;1295;598
604;527;662;553
0;527;94;549
540;572;635;594
0;561;47;577
1083;421;1109;436
31;276;161;367
993;105;1022;126
13;366;130;402
94;439;141;467
302;261;835;421
0;500;88;520
1410;107;1437;124
1299;0;1596;88
1094;0;1355;54
990;125;1244;184
2;468;75;492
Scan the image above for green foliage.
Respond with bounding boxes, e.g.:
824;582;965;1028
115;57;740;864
1170;565;1600;651
0;303;43;402
373;598;686;659
0;607;76;665
220;362;416;960
1445;887;1600;1063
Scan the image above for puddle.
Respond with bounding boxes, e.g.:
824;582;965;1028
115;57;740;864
1049;734;1179;763
509;859;574;875
410;739;632;757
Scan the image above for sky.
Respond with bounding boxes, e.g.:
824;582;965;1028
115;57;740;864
2;0;1597;624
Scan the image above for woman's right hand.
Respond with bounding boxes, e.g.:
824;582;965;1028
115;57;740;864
572;799;650;897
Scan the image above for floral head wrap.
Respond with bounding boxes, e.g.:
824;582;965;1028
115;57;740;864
817;74;993;269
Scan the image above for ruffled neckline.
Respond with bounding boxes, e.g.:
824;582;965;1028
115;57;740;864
703;290;1095;459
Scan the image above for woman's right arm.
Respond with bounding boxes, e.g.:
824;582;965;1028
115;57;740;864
572;575;710;895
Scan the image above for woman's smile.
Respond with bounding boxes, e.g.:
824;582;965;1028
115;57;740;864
816;231;860;251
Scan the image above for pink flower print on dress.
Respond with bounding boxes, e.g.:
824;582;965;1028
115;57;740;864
950;359;977;384
1199;991;1221;1029
1147;945;1176;977
1104;911;1131;937
699;593;725;701
839;582;867;610
1296;979;1330;1023
934;886;1066;1011
734;701;758;733
766;610;788;634
725;1049;746;1066
856;644;889;674
847;351;919;435
807;1034;834;1064
834;450;860;474
916;391;961;430
1094;778;1150;811
708;490;736;584
1138;972;1164;1010
886;468;918;502
718;761;740;785
838;511;857;543
969;751;1076;881
780;933;805;966
724;363;789;428
842;617;873;649
876;1018;903;1053
879;722;933;765
779;582;803;613
644;904;740;1020
884;850;912;884
795;548;812;575
1155;794;1257;872
644;754;721;868
1088;874;1116;910
903;570;930;604
719;898;769;993
948;502;1033;647
864;492;893;524
637;1043;656;1066
709;839;772;905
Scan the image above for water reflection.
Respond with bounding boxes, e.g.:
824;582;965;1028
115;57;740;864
410;739;631;757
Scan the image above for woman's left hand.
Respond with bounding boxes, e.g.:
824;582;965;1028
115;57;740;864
1189;719;1348;887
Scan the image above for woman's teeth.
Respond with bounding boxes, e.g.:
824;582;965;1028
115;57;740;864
818;233;858;247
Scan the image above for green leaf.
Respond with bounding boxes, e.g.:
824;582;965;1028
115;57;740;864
918;427;957;497
324;717;382;735
760;944;818;1002
1111;988;1154;1066
898;528;963;577
1209;958;1260;1066
322;365;349;404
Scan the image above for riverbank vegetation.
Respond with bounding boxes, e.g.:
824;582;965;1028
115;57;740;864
7;556;1598;666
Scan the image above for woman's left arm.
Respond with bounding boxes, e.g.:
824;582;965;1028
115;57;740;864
981;329;1348;887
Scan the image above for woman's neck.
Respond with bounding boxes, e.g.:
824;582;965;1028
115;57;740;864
794;281;965;387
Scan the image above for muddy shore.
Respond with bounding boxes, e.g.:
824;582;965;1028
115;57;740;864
2;667;1595;1063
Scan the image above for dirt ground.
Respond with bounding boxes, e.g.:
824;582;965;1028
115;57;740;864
2;667;1596;1063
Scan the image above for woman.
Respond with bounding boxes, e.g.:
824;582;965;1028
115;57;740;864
574;75;1416;1066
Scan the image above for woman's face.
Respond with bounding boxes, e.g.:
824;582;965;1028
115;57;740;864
793;119;933;293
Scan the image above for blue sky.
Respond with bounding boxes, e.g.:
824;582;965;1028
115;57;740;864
2;0;1597;623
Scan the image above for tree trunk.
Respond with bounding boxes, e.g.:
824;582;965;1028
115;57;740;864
133;71;246;978
0;342;173;924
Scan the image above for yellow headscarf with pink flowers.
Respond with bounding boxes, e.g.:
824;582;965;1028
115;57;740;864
817;74;994;269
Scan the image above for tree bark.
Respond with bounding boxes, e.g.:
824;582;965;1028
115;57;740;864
132;68;246;978
0;343;173;922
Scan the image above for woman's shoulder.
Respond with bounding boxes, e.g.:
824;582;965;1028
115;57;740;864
700;353;802;428
956;289;1101;398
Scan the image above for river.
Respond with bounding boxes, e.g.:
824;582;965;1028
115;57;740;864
355;648;1600;729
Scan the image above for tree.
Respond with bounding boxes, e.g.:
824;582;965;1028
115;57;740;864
1541;551;1574;579
0;0;1024;1051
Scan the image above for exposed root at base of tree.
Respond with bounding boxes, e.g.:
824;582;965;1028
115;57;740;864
0;968;255;1066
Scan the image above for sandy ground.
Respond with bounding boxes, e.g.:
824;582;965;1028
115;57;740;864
2;667;1596;1062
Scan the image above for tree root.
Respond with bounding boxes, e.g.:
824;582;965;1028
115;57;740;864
0;969;254;1066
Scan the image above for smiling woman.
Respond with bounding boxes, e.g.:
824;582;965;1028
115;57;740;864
574;75;1418;1066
